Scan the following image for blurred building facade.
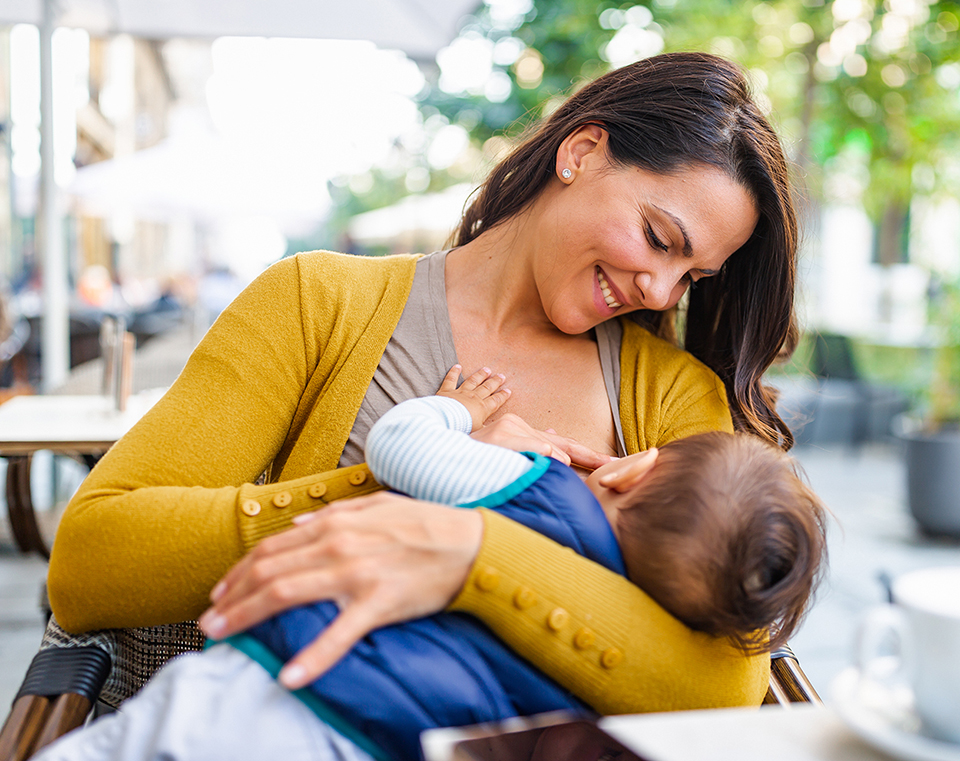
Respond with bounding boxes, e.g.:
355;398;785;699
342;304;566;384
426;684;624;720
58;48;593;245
2;28;184;302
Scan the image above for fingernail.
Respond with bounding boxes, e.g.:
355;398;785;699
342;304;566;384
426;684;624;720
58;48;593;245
293;511;318;525
199;612;226;637
210;581;227;602
481;366;491;374
279;664;308;689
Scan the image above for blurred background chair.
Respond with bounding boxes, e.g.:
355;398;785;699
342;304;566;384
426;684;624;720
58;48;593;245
773;331;909;450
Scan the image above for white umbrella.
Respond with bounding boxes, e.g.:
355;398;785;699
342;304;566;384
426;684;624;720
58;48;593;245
0;0;478;63
349;183;476;251
0;0;480;390
67;131;332;229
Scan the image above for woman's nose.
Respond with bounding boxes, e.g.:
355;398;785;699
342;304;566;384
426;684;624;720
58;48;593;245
635;272;674;311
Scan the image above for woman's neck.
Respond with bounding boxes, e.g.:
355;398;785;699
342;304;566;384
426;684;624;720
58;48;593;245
444;213;558;338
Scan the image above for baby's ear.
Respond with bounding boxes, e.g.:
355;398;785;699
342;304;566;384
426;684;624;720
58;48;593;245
598;448;658;494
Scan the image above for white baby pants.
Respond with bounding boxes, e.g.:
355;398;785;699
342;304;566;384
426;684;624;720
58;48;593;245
32;643;377;761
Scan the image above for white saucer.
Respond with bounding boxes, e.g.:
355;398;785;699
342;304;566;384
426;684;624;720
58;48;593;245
832;668;960;761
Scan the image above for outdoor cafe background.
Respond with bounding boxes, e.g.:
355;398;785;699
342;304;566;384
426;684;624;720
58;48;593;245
0;0;959;619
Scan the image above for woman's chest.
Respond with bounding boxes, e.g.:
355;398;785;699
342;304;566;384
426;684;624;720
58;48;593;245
454;333;620;459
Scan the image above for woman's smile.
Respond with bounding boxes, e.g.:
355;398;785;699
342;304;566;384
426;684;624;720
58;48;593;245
596;267;624;311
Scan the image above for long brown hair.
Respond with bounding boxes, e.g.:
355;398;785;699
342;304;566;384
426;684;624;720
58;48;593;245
451;52;799;449
616;432;827;653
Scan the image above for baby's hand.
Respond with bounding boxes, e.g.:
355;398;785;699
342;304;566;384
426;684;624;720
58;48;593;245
437;365;511;432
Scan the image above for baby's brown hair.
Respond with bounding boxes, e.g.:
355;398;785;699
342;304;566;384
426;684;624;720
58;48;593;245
616;431;827;653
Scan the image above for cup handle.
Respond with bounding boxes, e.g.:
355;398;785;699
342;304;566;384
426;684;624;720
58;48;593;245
856;604;912;687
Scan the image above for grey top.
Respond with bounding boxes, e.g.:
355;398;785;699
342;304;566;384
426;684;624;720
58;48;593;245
338;250;626;467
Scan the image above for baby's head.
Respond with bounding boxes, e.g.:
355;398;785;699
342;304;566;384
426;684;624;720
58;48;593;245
585;432;827;652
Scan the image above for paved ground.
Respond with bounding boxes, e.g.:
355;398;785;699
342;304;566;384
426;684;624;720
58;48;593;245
2;439;959;714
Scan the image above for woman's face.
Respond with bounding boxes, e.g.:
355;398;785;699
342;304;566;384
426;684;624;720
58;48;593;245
534;155;759;335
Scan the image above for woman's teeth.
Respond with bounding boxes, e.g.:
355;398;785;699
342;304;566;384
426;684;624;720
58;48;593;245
597;269;622;309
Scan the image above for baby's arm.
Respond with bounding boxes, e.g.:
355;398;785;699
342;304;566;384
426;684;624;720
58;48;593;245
365;366;535;505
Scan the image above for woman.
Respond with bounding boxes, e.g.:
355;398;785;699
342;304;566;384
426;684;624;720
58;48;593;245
47;51;798;714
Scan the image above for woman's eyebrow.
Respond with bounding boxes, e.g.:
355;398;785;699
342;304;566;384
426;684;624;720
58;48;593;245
653;205;693;257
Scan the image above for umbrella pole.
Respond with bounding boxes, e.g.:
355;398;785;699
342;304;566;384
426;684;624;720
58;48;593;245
39;0;70;391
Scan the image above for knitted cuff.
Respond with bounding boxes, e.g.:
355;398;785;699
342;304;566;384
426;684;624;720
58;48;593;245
235;462;383;551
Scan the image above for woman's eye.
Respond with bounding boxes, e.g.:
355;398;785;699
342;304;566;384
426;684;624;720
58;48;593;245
645;223;669;252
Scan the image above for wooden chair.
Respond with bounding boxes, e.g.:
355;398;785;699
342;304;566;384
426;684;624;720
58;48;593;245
1;616;821;761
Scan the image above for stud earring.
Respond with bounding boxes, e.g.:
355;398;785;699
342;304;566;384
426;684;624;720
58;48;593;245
561;168;572;179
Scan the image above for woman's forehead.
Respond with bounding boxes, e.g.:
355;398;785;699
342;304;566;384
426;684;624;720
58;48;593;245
629;164;759;259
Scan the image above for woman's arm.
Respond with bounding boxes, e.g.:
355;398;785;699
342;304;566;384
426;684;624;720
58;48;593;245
452;510;769;713
202;493;767;710
47;253;416;632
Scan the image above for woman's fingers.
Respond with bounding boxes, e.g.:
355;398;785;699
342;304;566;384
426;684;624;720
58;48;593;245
202;564;343;640
541;430;615;471
210;530;309;605
200;494;484;677
278;599;384;688
470;414;572;463
470;414;617;468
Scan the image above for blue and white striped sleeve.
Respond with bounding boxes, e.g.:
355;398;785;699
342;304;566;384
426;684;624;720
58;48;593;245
365;396;534;506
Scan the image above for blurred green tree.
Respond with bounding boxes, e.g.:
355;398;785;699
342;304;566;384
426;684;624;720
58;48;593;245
427;0;960;264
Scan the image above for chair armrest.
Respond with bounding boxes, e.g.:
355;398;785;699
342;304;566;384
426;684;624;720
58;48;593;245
763;644;822;706
0;646;111;761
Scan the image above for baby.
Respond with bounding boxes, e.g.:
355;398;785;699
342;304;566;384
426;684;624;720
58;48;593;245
36;366;826;761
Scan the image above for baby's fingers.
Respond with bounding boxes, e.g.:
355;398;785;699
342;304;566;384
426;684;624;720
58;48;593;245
480;385;511;415
458;366;493;391
437;364;463;394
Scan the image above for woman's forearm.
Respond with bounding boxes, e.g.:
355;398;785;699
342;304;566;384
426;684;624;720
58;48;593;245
47;252;413;633
449;509;769;714
48;457;384;632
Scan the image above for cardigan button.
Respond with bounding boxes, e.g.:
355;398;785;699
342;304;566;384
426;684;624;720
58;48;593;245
241;499;261;517
348;471;368;486
600;647;623;669
513;587;537;610
308;483;327;499
272;492;292;508
573;627;595;650
475;566;500;592
547;607;569;631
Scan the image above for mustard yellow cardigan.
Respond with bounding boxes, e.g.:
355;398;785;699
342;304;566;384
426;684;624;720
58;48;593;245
47;251;768;714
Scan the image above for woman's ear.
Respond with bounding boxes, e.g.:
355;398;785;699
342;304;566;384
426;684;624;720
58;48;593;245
598;448;658;494
555;124;607;181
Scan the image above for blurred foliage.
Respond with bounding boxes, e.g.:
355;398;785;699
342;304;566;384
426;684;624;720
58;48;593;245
927;274;960;423
427;0;960;238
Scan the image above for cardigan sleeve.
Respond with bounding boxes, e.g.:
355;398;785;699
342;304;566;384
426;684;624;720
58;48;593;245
449;510;769;714
47;253;414;633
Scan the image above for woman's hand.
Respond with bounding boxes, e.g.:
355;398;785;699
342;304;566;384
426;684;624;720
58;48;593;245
199;493;483;689
471;413;614;471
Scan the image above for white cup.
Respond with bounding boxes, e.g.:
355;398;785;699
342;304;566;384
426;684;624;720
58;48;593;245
857;566;960;744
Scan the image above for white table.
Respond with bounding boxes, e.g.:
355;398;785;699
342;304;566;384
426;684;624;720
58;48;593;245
0;389;165;557
599;705;894;761
422;705;916;761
